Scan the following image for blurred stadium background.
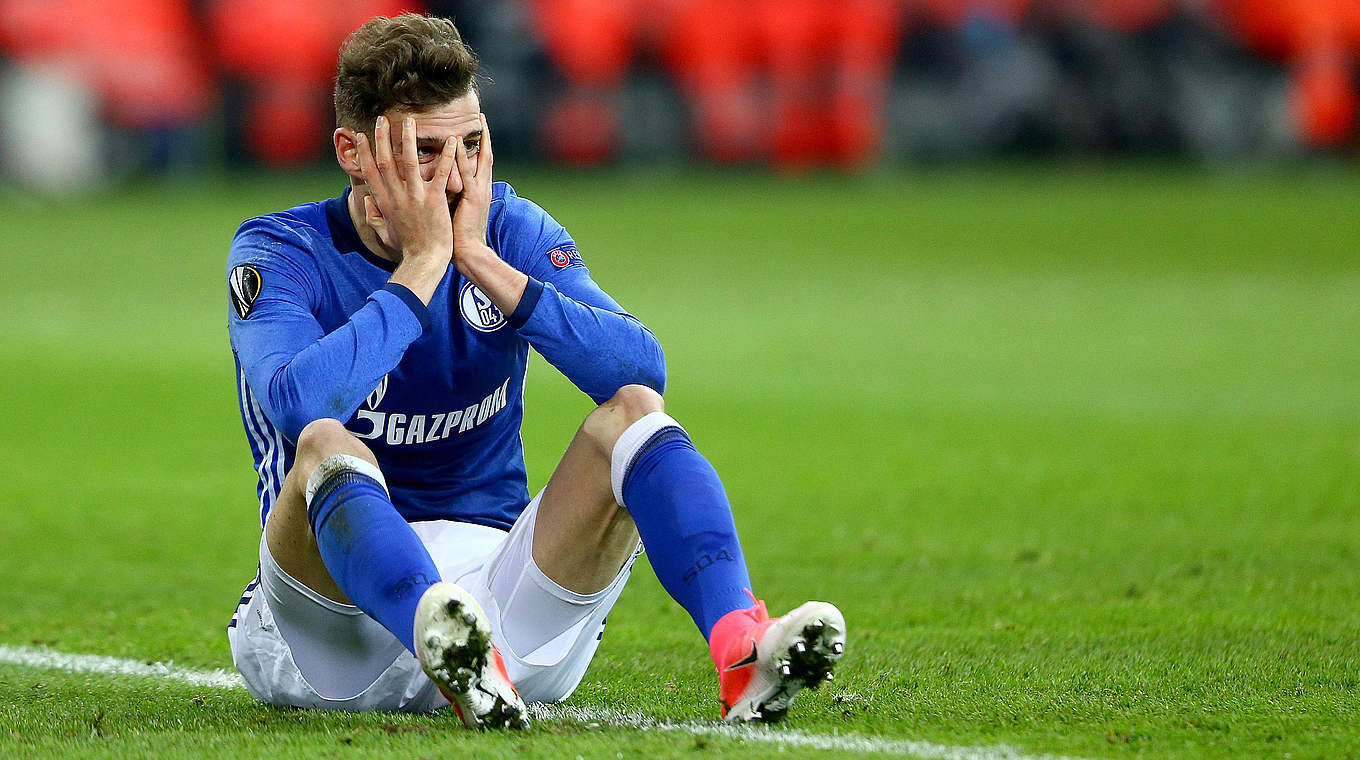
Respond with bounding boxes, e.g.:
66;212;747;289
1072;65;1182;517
2;0;1359;192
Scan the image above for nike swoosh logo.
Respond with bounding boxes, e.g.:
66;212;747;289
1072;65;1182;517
726;642;759;671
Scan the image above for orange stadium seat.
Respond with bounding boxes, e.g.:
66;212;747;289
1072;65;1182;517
527;0;902;167
664;0;903;168
0;0;213;128
526;0;659;164
664;0;764;163
756;0;903;168
529;0;642;87
207;0;423;165
1219;0;1358;148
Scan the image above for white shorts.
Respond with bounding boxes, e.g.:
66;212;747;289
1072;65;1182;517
227;492;639;712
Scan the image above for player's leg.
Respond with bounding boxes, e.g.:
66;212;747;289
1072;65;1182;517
463;385;652;688
532;384;753;630
265;418;526;727
528;384;846;721
266;418;442;651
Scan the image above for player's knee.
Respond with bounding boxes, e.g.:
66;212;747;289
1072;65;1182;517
295;418;375;470
607;384;664;421
581;385;665;456
296;418;348;456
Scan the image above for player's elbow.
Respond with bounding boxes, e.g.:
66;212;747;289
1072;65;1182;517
275;409;317;444
587;344;666;403
265;379;349;444
277;398;359;444
627;339;667;396
639;354;667;396
622;319;667;394
261;397;317;443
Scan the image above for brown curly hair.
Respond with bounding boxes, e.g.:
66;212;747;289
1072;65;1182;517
334;14;479;132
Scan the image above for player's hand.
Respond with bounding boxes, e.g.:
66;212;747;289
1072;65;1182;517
355;115;459;267
451;114;494;272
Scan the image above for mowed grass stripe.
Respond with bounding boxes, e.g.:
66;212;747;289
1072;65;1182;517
0;645;1098;760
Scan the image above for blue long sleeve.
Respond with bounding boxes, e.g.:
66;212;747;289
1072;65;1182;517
511;276;666;403
489;184;667;402
246;289;425;441
228;218;429;442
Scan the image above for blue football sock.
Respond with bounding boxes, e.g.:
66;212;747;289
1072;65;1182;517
620;417;754;640
306;459;440;653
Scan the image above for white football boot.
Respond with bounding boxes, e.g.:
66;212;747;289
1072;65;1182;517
414;581;529;729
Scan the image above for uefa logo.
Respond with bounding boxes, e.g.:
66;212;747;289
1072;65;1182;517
459;282;506;332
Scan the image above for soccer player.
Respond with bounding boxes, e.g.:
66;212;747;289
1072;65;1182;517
225;13;844;728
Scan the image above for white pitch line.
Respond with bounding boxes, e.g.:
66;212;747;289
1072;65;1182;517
0;644;1095;760
529;703;1097;760
0;644;245;689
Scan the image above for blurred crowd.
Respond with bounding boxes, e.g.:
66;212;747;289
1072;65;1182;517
0;0;1356;188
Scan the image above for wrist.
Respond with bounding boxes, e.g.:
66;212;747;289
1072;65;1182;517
399;242;452;268
456;244;528;315
390;256;448;305
453;241;496;270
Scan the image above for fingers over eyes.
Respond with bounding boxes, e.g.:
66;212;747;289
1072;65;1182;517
477;114;492;176
354;133;385;199
374;116;394;173
400;117;419;178
433;136;458;187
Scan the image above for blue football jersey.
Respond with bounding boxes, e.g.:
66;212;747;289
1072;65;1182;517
227;182;665;530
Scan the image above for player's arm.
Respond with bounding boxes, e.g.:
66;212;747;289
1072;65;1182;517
511;264;667;402
448;118;665;401
446;118;663;402
227;116;463;441
443;115;530;315
227;219;430;442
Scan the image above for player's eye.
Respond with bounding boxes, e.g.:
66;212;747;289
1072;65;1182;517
464;138;481;157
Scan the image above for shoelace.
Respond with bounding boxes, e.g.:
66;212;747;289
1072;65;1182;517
742;588;769;623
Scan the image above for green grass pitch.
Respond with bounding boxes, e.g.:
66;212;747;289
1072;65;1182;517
0;166;1356;759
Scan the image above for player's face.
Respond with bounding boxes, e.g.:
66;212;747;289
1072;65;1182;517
380;90;483;203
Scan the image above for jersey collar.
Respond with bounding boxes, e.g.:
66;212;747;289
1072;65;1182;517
325;187;398;272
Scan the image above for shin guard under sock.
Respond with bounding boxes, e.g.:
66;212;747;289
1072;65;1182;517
305;454;441;653
614;413;754;640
